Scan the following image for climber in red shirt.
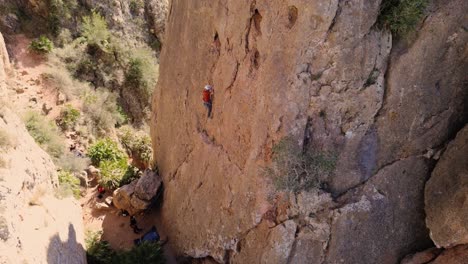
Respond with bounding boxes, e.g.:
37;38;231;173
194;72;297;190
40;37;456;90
202;84;214;118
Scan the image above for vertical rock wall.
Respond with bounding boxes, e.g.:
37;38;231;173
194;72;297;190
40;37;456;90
151;0;467;262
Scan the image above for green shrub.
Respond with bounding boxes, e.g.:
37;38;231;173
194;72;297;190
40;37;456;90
129;0;144;15
99;159;139;189
58;104;80;130
117;241;165;264
87;138;126;166
265;137;337;193
118;126;153;169
58;170;81;199
47;0;78;36
99;159;128;189
379;0;428;36
82;90;125;137
29;36;54;54
85;230;165;264
81;11;111;51
24;111;65;159
86;231;116;264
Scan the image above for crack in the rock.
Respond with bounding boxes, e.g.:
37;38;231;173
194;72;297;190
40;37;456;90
325;0;343;41
226;61;239;92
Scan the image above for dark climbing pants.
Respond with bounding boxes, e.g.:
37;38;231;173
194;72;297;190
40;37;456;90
204;102;212;118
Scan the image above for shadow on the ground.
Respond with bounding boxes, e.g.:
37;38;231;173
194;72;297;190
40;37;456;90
47;223;86;264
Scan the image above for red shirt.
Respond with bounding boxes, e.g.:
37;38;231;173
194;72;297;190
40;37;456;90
203;90;212;103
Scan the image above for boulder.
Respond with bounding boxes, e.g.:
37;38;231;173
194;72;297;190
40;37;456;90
134;170;162;201
425;125;468;248
112;181;137;214
56;92;66;105
87;165;100;181
112;170;162;215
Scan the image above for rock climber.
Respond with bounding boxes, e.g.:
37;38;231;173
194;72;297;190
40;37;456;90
202;84;214;118
130;215;143;234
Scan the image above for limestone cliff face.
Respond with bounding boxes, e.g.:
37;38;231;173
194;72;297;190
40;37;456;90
0;32;86;264
151;0;467;263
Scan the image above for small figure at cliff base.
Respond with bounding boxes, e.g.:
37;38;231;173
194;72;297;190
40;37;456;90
130;215;143;234
202;84;214;118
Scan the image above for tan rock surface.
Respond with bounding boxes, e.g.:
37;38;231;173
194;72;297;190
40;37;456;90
0;32;86;264
425;125;468;248
151;0;467;262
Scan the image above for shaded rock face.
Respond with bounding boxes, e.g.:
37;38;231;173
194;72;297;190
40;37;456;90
425;125;468;248
0;32;86;264
151;0;467;262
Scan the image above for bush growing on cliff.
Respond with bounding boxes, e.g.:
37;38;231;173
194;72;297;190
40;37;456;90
29;36;54;54
24;111;65;159
47;0;78;36
82;90;126;137
265;137;337;193
379;0;428;36
99;159;139;190
81;11;111;51
87;138;126;166
57;170;81;199
57;104;81;130
118;126;153;169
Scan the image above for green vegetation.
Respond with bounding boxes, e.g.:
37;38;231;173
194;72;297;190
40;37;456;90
47;0;78;36
87;138;126;166
86;231;116;264
82;90;126;137
118;126;153;169
265;137;336;193
58;104;80;130
57;170;81;199
379;0;428;36
29;36;54;54
86;230;165;264
87;138;140;189
99;159;134;189
129;0;144;15
81;11;111;51
24;111;65;159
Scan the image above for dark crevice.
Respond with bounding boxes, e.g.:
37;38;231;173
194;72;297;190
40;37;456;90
253;9;262;34
325;0;343;40
287;6;298;29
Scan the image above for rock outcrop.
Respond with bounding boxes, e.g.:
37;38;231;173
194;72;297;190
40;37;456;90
425;125;468;248
113;170;162;215
0;32;86;264
151;0;467;262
